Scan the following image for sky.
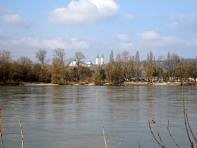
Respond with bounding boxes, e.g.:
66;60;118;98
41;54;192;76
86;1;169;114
0;0;197;63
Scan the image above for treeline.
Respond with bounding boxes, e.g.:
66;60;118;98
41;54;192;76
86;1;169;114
0;49;197;85
107;50;197;85
0;49;93;85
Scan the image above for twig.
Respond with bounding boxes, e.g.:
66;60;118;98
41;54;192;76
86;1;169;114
16;115;24;148
154;122;164;144
148;120;166;148
185;112;197;143
138;142;141;148
167;120;180;148
102;126;108;148
117;140;123;148
0;108;4;148
183;99;194;148
0;132;4;148
19;119;24;148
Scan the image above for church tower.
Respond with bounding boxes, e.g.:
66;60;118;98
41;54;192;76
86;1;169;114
96;54;100;65
100;54;104;65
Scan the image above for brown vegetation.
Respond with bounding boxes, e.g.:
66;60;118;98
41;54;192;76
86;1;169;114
0;49;197;85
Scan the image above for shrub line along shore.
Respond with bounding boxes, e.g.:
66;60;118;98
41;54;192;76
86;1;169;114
1;81;195;86
1;49;197;86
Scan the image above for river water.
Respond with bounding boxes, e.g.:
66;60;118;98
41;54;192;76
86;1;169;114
0;85;197;148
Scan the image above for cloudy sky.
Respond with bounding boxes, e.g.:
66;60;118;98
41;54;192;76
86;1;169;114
0;0;197;62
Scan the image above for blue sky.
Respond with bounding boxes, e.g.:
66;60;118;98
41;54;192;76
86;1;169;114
0;0;197;62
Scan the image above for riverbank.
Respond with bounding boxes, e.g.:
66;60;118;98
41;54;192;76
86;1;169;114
1;81;196;86
0;81;20;86
21;82;59;86
124;81;197;86
21;81;197;86
124;81;182;86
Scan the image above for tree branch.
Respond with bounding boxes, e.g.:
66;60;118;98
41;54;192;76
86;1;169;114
148;120;166;148
167;120;180;148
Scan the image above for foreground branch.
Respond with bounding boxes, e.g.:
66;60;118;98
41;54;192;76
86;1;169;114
148;120;166;148
0;108;4;148
167;120;180;148
102;127;108;148
185;113;197;143
15;114;25;148
183;98;197;148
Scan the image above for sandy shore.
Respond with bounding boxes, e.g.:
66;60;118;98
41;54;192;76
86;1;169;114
22;83;59;86
124;82;148;86
2;81;194;86
153;82;182;86
123;81;188;86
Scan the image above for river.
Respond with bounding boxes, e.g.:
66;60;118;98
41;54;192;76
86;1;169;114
0;85;197;148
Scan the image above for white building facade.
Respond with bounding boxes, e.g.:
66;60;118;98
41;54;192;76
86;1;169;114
95;54;104;65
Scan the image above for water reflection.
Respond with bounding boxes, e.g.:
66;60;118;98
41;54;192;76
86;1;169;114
0;85;197;148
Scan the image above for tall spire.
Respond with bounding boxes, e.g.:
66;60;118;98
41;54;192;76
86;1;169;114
96;54;100;65
100;54;104;65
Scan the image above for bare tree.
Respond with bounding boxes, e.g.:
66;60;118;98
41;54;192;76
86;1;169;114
107;54;124;85
128;56;136;80
17;56;33;82
143;51;156;83
36;49;47;65
51;49;66;84
73;52;86;81
53;49;65;65
135;51;141;79
175;59;188;85
120;50;130;62
0;50;11;62
35;49;50;82
74;51;85;66
0;50;12;81
165;53;180;81
109;50;114;63
188;58;197;82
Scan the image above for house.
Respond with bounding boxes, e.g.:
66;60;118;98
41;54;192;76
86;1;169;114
69;60;77;67
68;59;93;68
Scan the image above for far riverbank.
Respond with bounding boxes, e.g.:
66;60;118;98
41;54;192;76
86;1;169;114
1;81;195;86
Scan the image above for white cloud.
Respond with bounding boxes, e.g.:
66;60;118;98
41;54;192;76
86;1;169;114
113;30;197;54
0;7;29;28
138;31;160;41
114;34;130;41
49;0;119;25
0;37;89;50
119;42;133;50
137;30;197;49
114;34;133;50
152;36;182;47
171;13;197;29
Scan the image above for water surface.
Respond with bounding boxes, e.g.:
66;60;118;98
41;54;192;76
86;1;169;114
0;85;197;148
